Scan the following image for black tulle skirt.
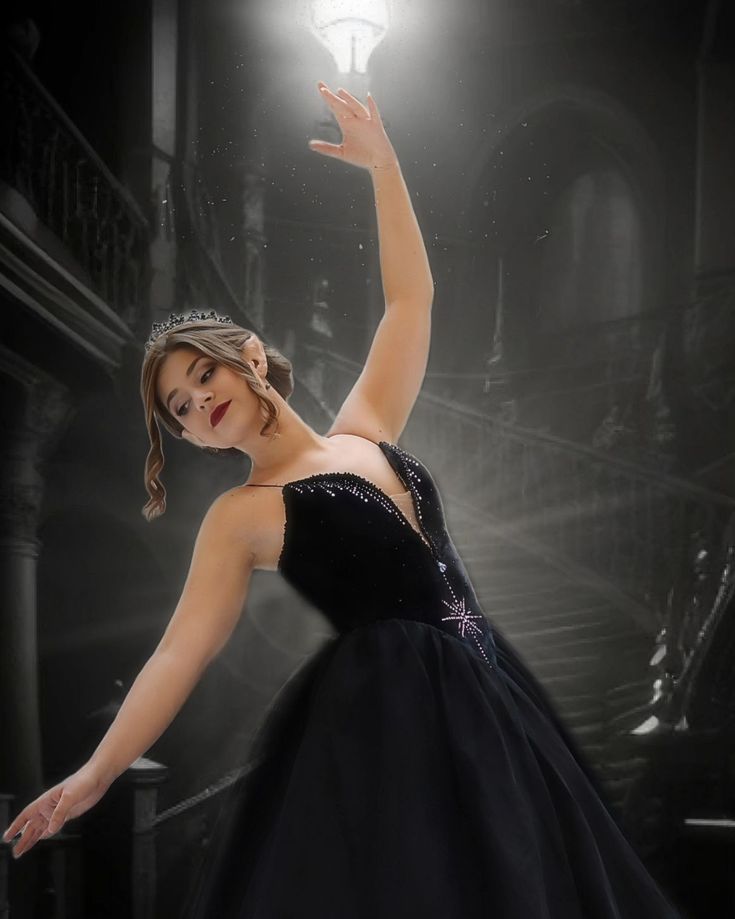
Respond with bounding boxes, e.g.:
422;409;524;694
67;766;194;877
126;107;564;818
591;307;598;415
182;618;681;918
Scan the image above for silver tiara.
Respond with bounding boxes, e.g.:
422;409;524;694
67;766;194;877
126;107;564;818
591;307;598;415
145;309;233;350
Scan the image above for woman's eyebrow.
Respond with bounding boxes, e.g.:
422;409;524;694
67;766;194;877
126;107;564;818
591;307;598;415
166;355;204;409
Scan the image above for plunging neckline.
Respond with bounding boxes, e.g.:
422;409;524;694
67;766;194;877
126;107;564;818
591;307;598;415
275;441;436;572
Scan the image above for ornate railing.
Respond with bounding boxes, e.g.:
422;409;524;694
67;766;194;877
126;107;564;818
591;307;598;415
0;45;149;326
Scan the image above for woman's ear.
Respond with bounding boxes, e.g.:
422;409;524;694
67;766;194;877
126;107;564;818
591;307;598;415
241;335;269;385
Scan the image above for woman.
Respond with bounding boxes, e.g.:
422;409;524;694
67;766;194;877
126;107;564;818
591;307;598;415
3;82;681;917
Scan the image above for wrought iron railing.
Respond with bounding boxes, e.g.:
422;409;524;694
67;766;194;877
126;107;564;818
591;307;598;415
0;45;150;326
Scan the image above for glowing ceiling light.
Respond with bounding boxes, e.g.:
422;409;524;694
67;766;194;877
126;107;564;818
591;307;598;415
309;0;390;75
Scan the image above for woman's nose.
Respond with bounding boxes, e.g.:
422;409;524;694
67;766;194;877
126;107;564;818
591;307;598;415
197;391;214;411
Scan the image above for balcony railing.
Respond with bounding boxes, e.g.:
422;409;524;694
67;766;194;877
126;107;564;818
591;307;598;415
0;45;149;327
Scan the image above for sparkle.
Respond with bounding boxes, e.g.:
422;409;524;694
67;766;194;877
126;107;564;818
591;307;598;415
440;595;486;639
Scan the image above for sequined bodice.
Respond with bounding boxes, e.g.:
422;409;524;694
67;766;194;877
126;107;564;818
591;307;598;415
277;441;497;668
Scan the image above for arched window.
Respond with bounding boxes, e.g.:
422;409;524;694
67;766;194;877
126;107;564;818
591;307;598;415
537;167;644;330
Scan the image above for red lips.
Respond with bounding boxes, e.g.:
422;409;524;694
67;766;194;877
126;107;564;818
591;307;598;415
210;400;231;428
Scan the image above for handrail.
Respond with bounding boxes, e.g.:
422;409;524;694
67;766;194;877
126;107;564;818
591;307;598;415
154;760;259;827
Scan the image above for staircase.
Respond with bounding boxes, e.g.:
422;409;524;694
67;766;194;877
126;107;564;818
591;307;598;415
445;503;661;817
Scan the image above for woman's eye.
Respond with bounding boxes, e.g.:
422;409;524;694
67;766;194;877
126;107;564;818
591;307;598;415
176;366;214;417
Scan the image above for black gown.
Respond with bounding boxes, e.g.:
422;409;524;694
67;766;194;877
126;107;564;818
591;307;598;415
183;440;681;918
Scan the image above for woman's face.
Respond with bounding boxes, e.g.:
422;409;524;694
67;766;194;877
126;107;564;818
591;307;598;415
156;345;263;449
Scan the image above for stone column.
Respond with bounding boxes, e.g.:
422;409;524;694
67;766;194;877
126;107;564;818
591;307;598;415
0;346;72;802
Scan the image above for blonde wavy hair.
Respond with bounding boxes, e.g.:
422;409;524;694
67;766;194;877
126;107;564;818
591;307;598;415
140;317;294;521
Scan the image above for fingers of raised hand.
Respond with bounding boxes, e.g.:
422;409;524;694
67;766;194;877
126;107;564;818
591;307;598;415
335;87;369;119
319;82;382;125
366;92;382;122
318;82;362;120
307;140;344;160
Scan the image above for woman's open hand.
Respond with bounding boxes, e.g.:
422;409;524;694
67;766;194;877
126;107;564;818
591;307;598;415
308;82;398;171
2;763;110;859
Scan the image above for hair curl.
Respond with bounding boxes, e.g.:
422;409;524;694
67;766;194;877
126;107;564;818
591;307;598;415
140;318;293;522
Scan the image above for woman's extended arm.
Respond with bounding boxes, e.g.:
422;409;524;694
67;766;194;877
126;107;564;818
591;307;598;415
86;645;218;786
87;492;255;785
3;490;255;856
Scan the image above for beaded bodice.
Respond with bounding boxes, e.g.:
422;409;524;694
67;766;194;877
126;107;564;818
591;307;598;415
273;441;497;669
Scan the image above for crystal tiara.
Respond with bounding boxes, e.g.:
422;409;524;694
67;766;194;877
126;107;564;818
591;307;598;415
145;309;233;350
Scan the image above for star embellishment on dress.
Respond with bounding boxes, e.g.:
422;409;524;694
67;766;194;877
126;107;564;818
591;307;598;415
440;595;496;668
440;595;485;638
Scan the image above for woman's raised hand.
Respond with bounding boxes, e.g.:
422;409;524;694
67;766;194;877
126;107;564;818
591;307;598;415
2;763;110;859
308;82;398;171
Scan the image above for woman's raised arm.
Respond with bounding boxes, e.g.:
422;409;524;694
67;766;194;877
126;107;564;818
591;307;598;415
3;490;256;857
309;83;434;445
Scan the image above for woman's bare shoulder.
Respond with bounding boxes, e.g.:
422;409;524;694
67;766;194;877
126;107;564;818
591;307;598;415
207;481;269;529
202;483;277;565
